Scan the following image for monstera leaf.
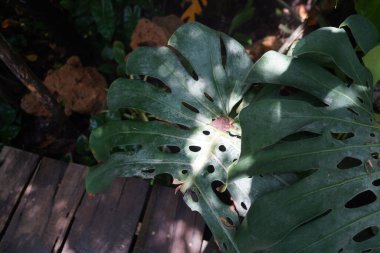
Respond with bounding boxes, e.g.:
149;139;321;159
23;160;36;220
87;22;259;251
231;15;380;252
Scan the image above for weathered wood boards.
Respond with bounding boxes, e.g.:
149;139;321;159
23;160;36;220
0;146;209;253
0;147;40;234
133;185;205;253
0;158;85;253
62;178;149;253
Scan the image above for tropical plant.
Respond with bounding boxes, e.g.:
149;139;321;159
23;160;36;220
60;0;143;50
87;22;262;252
87;15;380;252
230;15;380;252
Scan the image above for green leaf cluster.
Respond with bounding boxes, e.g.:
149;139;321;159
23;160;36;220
60;0;143;46
88;14;380;252
231;15;380;252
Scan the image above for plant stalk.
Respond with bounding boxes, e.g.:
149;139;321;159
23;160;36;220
0;33;64;122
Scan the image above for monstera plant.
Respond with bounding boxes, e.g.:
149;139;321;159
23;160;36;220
87;15;380;252
230;15;380;252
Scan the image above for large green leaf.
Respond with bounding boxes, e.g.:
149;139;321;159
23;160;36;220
87;22;259;252
231;16;380;252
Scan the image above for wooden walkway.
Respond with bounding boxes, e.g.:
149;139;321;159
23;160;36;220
0;146;213;253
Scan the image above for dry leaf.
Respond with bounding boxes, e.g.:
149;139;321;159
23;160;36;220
246;35;281;61
130;15;182;49
21;56;107;117
181;0;208;22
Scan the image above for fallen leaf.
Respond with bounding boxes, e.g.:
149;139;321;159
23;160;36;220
21;56;107;117
246;35;281;60
130;15;182;49
181;0;208;22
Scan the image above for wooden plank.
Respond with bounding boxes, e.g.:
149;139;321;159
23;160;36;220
62;177;150;253
0;158;85;253
0;146;40;234
133;185;205;253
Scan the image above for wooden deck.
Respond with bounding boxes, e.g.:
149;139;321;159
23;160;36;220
0;146;214;253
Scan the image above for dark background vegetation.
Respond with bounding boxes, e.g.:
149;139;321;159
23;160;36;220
0;0;369;165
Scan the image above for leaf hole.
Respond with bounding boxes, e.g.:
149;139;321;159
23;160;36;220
142;168;155;173
202;130;210;135
331;132;354;140
189;190;198;202
241;202;247;210
207;165;215;173
166;45;199;80
111;144;142;154
111;146;126;153
347;108;359;116
371;152;379;159
345;190;377;209
357;97;364;104
182;170;188;174
370;133;375;137
341;26;359;52
145;76;171;93
158;145;181;154
189;146;201;152
222;243;227;250
228;131;240;138
233;159;237;162
353;226;379;242
182;102;200;113
372;178;380;186
338;248;343;253
204;92;214;102
281;131;320;142
218;145;226;152
222;217;234;226
337;157;362;170
177;124;191;130
361;249;372;253
212;181;233;205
